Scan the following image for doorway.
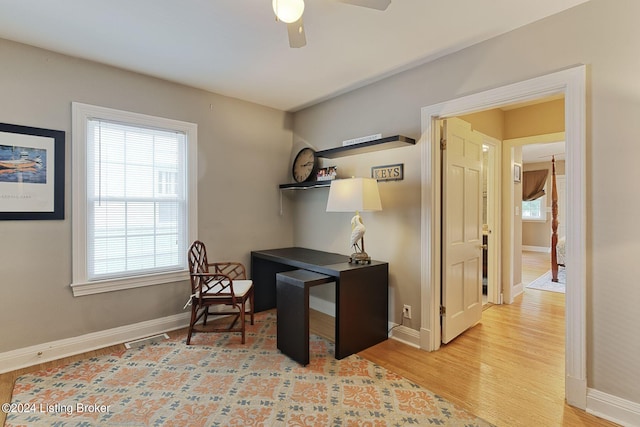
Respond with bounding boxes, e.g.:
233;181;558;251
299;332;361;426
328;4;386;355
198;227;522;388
521;140;567;291
419;66;587;408
506;134;566;294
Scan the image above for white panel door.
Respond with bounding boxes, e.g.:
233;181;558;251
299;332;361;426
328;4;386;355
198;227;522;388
441;117;484;344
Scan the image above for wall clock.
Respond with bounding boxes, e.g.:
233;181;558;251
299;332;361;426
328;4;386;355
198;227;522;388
292;147;318;183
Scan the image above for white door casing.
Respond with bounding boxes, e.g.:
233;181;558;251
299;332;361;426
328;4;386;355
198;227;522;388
441;118;484;343
419;65;587;408
556;175;566;240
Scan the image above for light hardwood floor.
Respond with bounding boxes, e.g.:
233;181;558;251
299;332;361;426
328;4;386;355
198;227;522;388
521;250;554;286
357;251;615;426
1;254;614;426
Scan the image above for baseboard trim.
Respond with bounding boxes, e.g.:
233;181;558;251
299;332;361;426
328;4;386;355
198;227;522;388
522;245;550;253
512;282;524;300
309;295;336;317
0;312;191;374
566;375;587;409
420;326;436;351
389;324;421;348
587;388;640;427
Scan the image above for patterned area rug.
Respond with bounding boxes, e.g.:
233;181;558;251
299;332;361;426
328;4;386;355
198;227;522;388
7;312;493;426
526;268;566;293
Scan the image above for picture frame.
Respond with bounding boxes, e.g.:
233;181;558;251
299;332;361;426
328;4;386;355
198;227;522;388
0;122;65;220
514;163;522;183
317;166;337;181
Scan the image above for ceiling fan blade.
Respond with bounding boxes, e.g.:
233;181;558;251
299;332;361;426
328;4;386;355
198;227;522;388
336;0;391;11
287;17;306;48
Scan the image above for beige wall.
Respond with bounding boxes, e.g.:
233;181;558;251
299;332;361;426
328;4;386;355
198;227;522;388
459;109;504;140
0;38;294;352
461;98;565;143
292;0;640;404
504;98;565;139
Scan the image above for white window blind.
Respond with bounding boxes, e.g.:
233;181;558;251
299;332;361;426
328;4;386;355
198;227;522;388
87;120;186;280
71;103;197;296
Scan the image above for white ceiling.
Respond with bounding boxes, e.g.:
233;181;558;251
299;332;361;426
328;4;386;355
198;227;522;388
522;141;565;163
0;0;588;112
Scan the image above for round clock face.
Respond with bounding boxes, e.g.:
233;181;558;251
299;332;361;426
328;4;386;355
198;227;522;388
292;147;317;183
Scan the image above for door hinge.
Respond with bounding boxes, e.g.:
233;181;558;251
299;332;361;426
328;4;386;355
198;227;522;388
440;305;446;316
441;120;447;150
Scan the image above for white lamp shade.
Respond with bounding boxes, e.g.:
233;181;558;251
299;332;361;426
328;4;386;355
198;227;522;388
326;178;382;212
272;0;305;23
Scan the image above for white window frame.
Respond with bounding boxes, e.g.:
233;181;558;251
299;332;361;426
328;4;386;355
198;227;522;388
71;103;198;296
522;195;547;222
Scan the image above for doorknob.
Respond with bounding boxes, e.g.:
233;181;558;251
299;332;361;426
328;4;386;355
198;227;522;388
481;244;488;250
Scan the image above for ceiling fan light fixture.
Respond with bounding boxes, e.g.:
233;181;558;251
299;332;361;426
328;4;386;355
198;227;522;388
273;0;305;23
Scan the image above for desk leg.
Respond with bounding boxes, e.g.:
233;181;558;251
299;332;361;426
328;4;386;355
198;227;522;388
276;280;309;365
335;264;389;359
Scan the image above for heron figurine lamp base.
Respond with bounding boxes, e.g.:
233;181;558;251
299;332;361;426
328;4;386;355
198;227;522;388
326;178;382;264
349;252;371;264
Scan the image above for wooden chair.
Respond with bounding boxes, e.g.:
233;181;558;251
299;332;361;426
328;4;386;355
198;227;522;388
186;240;254;344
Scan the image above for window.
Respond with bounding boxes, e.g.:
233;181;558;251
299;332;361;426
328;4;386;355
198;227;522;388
71;103;197;296
521;168;549;222
522;198;546;220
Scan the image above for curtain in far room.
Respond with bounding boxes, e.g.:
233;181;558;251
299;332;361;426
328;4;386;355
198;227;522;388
522;169;549;201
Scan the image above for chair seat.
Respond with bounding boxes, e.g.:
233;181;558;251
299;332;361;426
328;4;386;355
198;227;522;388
202;280;253;298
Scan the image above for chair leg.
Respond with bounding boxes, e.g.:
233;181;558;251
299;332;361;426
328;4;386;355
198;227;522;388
240;301;246;344
250;290;255;325
187;304;198;345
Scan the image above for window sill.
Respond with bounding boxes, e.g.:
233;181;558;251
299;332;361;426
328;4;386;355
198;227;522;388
522;218;548;223
71;270;189;296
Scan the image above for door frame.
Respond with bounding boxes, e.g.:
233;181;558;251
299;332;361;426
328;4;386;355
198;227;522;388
503;132;565;303
482;134;502;305
419;65;587;408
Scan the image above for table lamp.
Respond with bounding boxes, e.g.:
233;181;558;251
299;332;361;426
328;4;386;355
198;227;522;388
326;177;382;264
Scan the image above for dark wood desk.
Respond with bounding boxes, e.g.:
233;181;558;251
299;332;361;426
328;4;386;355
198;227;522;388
251;247;388;359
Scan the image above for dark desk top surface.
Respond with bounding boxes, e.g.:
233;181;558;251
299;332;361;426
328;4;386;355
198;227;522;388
252;247;346;264
251;247;387;275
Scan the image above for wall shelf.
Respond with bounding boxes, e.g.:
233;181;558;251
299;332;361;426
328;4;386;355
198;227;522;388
279;135;416;190
316;135;416;159
279;180;332;190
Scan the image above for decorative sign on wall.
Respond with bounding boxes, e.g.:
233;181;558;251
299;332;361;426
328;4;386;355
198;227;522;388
342;133;382;147
371;163;404;182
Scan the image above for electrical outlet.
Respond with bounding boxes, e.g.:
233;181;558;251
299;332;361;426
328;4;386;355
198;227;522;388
403;304;412;319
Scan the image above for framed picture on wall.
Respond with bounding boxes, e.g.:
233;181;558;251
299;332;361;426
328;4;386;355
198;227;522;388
0;122;65;220
514;163;522;183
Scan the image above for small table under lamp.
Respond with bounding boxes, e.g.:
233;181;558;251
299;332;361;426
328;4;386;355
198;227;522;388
326;177;382;264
